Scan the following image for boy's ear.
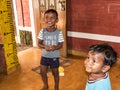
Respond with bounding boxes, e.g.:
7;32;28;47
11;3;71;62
56;18;59;23
102;65;110;73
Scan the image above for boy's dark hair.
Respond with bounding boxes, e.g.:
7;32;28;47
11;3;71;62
89;43;117;66
44;9;58;18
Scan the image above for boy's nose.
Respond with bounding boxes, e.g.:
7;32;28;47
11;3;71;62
87;59;93;65
47;18;52;21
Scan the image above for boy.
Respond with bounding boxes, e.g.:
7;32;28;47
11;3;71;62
38;9;64;90
84;43;117;90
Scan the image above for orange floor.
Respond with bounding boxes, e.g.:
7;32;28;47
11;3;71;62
0;47;120;90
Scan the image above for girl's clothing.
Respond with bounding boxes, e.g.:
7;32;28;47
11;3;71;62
85;73;111;90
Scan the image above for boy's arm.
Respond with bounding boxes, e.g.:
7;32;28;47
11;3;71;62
38;39;45;49
50;42;63;51
38;39;54;51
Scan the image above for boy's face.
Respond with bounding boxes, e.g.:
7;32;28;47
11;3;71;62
84;51;105;74
44;12;58;28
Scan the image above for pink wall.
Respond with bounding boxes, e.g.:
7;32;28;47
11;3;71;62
67;0;120;55
16;0;31;26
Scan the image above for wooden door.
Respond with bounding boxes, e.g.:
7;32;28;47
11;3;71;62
32;0;67;57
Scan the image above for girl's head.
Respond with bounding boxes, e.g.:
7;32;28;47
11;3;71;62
84;43;117;74
44;9;58;28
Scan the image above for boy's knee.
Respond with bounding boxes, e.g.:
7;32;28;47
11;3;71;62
40;71;47;76
52;72;59;77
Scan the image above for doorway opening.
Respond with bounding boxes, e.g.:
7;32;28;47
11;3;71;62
17;30;33;52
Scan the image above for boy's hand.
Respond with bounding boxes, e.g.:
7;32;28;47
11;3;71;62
44;46;50;51
45;45;55;51
49;45;55;51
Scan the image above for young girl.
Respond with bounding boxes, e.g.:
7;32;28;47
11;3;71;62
38;9;64;90
84;43;117;90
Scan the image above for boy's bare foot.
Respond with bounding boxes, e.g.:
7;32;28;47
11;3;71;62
54;86;59;90
40;87;49;90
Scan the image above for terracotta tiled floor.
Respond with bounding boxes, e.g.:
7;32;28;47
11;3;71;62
0;47;120;90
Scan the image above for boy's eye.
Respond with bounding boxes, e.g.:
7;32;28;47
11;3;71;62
45;16;54;20
87;56;89;59
50;17;54;19
45;16;48;19
93;60;96;63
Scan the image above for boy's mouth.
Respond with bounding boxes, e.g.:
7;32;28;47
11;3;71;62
85;65;91;71
47;22;52;24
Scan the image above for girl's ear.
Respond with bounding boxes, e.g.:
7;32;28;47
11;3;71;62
102;65;110;73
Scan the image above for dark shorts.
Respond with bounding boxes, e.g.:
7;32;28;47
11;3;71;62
40;57;59;68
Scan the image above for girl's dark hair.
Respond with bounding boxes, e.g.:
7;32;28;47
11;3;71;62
44;9;58;18
89;43;117;66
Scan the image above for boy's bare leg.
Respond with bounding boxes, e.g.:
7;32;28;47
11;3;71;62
40;65;49;90
52;68;59;90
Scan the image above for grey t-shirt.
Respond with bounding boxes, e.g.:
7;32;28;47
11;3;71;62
38;29;64;58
